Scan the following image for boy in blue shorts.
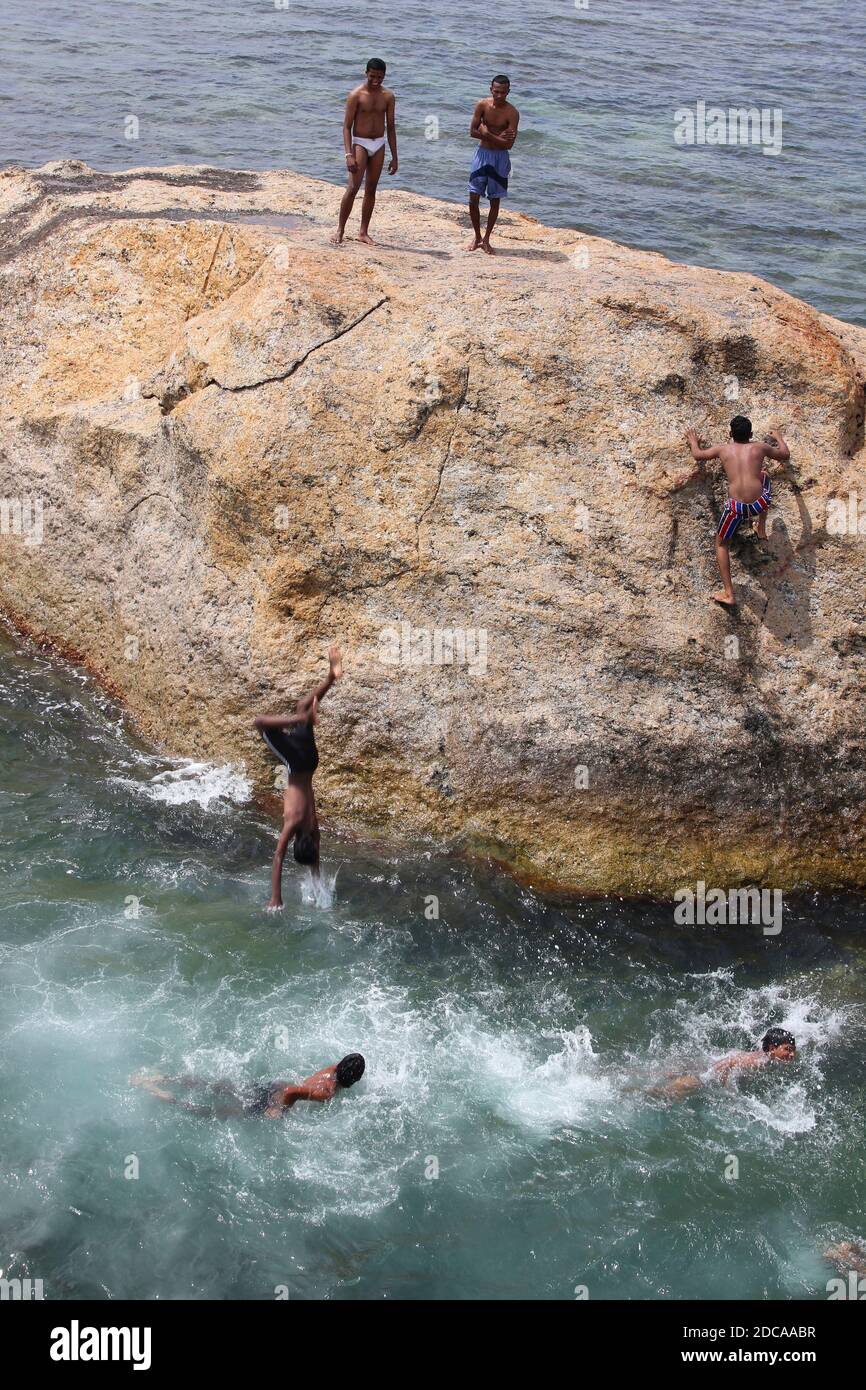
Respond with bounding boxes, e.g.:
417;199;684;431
467;75;520;255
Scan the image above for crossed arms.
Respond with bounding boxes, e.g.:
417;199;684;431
470;100;519;149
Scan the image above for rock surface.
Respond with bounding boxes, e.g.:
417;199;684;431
1;159;864;894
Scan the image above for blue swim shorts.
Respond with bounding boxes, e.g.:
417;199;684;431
468;146;511;200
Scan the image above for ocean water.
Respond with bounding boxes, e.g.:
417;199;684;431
1;0;864;325
1;626;864;1301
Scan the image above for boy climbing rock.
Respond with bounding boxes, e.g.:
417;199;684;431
680;416;790;608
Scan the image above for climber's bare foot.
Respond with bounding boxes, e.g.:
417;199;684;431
330;231;345;246
709;590;737;609
467;236;483;251
358;231;376;245
481;239;495;255
328;644;343;681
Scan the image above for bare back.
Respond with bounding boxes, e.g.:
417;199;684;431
716;441;773;503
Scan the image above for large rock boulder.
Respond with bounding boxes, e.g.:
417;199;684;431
1;160;864;893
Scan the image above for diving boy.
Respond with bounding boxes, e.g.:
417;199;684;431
681;416;790;607
253;645;342;908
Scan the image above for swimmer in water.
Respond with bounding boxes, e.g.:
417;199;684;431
675;416;791;608
649;1028;796;1101
130;1054;366;1119
253;645;342;909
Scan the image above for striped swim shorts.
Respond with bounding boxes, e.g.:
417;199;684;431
718;471;771;541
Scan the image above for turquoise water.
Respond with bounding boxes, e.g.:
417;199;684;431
1;0;864;325
1;627;864;1300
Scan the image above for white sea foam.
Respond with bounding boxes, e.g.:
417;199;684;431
113;759;251;808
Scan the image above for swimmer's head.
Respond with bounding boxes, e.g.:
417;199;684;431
730;415;753;443
762;1027;796;1061
293;830;319;867
335;1053;366;1088
366;59;386;84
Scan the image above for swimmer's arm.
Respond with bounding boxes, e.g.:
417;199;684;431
762;428;790;463
686;428;720;462
279;1085;328;1109
277;1087;306;1110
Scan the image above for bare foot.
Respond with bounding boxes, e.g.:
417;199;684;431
329;644;343;680
481;239;495;256
265;901;284;912
709;590;737;608
357;231;376;245
467;237;483;251
330;232;345;246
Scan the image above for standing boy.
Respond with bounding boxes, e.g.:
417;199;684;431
467;75;520;254
332;59;398;246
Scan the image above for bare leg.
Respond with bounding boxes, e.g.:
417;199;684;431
467;193;483;250
358;146;386;244
130;1071;176;1102
295;645;342;713
754;512;768;540
332;148;368;245
130;1072;238;1104
648;1073;703;1102
482;199;501;254
710;536;736;606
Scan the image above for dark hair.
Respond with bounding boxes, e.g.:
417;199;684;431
491;74;510;87
335;1053;366;1087
293;831;318;865
366;58;386;72
731;415;753;442
762;1028;795;1053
